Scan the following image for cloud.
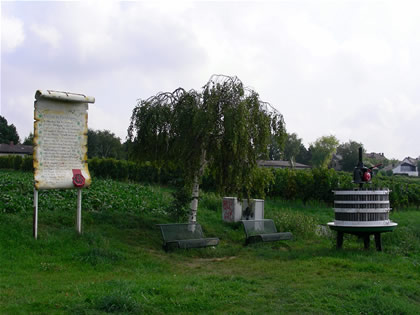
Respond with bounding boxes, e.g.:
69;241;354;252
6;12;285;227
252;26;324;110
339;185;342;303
1;13;25;53
285;12;339;58
2;1;420;160
30;24;61;50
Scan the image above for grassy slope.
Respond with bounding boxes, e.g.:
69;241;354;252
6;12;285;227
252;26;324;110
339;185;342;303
1;170;420;314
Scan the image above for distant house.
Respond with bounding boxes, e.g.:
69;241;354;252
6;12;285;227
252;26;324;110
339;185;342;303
392;157;418;177
0;143;33;157
257;160;311;170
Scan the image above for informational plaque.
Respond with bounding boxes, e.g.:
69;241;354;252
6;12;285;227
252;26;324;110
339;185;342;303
33;90;95;190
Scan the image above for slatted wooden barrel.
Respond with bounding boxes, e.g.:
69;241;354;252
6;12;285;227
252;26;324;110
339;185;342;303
327;189;397;251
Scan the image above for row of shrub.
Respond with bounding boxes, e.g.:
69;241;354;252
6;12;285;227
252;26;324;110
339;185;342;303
90;158;420;209
267;168;420;209
0;155;33;172
1;155;419;209
88;158;183;186
371;177;420;209
267;168;352;203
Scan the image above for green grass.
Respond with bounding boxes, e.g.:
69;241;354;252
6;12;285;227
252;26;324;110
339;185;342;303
1;170;420;314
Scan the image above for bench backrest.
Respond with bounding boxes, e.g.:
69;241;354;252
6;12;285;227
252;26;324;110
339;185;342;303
157;223;204;242
242;219;278;237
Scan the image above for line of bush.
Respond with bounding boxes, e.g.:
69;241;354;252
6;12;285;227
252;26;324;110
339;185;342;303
1;155;419;209
88;157;183;186
0;155;33;172
267;167;420;209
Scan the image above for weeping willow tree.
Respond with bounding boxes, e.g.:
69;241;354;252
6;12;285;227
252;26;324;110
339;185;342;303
127;75;286;222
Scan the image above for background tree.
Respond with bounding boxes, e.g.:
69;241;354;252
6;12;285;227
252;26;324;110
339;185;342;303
268;132;311;165
336;140;364;172
296;143;311;165
282;133;304;162
309;135;339;168
128;75;286;222
0;115;20;144
87;129;124;159
23;132;34;145
268;134;282;160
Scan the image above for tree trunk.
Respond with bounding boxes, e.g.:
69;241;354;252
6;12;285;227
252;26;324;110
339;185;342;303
189;150;206;223
189;174;200;223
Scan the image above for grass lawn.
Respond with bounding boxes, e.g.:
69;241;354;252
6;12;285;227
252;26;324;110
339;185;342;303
1;170;420;314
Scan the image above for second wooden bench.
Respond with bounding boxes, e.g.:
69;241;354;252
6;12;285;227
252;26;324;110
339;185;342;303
241;219;293;245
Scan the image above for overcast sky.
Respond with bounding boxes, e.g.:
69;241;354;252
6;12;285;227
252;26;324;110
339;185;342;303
2;0;420;160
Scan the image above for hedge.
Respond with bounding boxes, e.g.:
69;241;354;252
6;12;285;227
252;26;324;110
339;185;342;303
0;155;33;172
267;167;420;209
87;157;182;186
1;155;419;209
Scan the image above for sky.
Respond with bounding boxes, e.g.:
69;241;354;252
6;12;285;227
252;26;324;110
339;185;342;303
2;0;420;160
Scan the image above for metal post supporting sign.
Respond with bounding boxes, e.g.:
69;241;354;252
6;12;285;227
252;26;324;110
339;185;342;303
76;189;82;234
33;188;38;239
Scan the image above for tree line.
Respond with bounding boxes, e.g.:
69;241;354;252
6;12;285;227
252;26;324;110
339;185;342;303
0;113;398;174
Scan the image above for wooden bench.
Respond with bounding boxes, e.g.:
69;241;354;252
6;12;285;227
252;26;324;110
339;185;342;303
157;223;219;251
241;219;293;245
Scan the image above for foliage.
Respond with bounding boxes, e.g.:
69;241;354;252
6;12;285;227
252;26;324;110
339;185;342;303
87;129;125;159
128;75;286;221
370;175;420;209
12;155;23;170
88;157;179;185
168;186;192;222
0;170;172;215
267;166;420;209
336;140;364;172
268;168;352;204
0;156;13;169
268;134;282;160
246;167;275;199
284;133;302;161
296;142;311;165
0;115;20;144
0;155;33;172
271;208;319;239
309;135;339;168
23;132;34;145
268;132;310;164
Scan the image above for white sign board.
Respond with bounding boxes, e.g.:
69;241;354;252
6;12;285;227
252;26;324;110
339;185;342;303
33;90;95;190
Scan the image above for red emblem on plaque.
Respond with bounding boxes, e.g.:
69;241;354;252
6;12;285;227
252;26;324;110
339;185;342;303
72;169;85;187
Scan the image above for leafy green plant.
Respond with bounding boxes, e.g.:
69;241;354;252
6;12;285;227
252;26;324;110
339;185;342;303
13;155;22;170
167;187;191;222
199;192;220;212
271;208;319;239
